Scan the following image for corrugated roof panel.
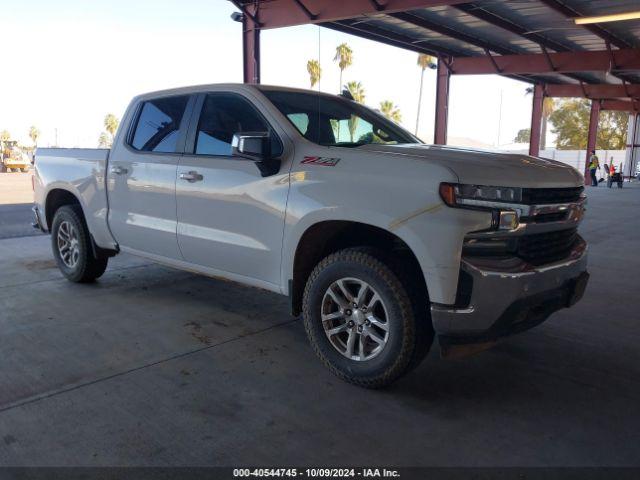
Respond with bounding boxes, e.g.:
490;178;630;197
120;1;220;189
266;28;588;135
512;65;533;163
565;0;640;47
409;7;542;54
480;0;608;51
353;15;481;56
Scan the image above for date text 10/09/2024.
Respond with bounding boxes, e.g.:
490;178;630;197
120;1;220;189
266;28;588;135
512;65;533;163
233;468;401;478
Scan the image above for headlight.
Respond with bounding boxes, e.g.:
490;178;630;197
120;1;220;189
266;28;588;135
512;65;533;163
440;183;521;231
439;183;523;207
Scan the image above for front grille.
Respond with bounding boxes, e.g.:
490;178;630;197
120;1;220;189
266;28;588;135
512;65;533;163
521;187;584;205
517;228;579;265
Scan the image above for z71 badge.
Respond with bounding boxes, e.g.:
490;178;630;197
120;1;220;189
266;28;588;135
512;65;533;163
301;156;341;167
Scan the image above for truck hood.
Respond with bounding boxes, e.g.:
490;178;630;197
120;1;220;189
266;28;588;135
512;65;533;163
358;144;583;188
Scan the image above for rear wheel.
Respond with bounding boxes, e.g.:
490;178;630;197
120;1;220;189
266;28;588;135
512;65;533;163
302;248;433;388
51;205;108;282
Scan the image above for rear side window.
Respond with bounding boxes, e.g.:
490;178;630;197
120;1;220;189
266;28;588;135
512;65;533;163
194;94;282;157
130;96;189;153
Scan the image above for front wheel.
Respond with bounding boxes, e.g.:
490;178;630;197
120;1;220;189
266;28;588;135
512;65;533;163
302;248;433;388
51;205;108;282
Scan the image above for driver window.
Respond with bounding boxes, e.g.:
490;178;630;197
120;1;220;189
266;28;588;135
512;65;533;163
195;94;281;156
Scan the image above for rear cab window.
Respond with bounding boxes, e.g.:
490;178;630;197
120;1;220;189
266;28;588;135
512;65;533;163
130;95;190;153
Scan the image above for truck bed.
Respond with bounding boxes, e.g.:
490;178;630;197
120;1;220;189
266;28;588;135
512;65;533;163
34;148;115;249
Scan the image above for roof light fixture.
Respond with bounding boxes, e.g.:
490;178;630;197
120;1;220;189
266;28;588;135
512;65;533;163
574;11;640;25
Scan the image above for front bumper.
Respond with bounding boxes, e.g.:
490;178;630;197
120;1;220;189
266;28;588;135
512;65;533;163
431;237;588;345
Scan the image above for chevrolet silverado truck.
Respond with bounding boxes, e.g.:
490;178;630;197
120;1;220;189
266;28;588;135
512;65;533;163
33;84;589;387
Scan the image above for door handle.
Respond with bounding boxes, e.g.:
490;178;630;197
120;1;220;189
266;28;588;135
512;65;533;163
179;171;203;183
110;165;128;175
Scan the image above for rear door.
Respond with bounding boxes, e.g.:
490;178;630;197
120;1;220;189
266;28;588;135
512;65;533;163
175;92;291;288
107;94;194;259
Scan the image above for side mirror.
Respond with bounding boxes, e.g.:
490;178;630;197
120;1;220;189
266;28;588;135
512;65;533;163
232;132;269;161
231;132;280;177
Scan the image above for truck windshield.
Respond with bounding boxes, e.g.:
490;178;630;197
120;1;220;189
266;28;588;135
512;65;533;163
260;89;420;148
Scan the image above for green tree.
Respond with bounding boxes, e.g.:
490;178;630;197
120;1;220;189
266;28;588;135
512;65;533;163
514;128;531;143
549;99;629;150
380;100;402;123
334;43;353;94
306;59;321;88
104;114;119;141
416;54;436;135
345;81;365;142
29;126;40;147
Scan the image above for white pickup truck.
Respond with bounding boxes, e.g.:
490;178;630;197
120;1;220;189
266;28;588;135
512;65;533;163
33;84;589;387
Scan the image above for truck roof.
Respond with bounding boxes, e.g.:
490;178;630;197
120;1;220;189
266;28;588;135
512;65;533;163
134;83;341;101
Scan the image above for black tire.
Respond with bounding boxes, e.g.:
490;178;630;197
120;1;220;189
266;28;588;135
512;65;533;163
302;248;433;388
51;205;108;283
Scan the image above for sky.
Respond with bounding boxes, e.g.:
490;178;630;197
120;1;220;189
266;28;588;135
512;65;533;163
0;0;538;149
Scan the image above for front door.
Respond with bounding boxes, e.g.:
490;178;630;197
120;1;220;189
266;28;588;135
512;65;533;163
107;94;192;259
176;92;291;288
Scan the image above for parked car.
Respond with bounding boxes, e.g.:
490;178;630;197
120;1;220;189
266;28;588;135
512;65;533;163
33;84;589;387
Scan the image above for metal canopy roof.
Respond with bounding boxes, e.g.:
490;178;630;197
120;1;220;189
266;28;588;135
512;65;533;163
233;0;640;105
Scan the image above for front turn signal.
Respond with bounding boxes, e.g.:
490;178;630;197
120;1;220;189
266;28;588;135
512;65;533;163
439;183;456;207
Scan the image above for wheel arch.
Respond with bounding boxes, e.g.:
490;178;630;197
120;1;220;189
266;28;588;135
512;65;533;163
289;220;428;317
44;188;82;231
44;188;117;259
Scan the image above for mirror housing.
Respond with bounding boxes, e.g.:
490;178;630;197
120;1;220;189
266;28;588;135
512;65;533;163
231;132;280;177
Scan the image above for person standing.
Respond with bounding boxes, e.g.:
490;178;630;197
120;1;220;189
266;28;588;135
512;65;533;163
588;150;600;186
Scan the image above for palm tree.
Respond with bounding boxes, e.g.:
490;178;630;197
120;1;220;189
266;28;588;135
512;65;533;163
380;100;402;123
345;81;365;104
306;59;321;88
525;87;555;150
345;81;365;142
416;54;437;135
98;132;111;148
104;114;119;141
29;126;40;147
334;43;353;94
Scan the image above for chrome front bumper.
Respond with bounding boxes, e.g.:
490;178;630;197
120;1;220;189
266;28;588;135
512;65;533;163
431;237;588;343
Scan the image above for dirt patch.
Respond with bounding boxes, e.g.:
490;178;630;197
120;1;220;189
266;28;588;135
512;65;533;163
21;259;57;271
184;321;212;345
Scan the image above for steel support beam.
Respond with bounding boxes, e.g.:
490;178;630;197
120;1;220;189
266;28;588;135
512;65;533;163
585;100;601;185
242;7;260;84
434;59;451;145
601;100;640;113
448;48;640;75
234;0;467;30
545;84;640;99
529;84;544;157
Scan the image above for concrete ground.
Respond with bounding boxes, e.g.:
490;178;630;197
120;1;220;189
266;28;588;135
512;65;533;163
0;181;639;467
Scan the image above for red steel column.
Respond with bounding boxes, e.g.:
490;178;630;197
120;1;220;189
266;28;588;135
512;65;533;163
434;59;450;145
243;8;260;84
584;99;601;185
529;84;544;157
